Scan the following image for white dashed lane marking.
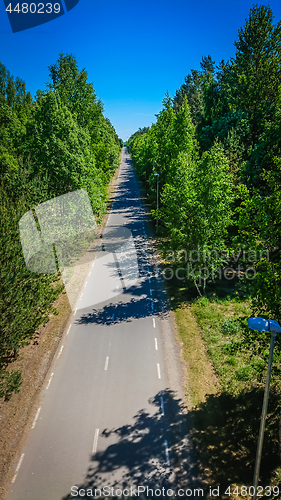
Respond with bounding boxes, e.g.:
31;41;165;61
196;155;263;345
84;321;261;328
46;373;54;390
160;396;165;415
57;346;64;360
164;440;170;466
31;406;41;429
92;429;99;453
104;357;109;371
12;454;25;483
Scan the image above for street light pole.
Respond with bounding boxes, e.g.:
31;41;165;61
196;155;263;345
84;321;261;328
253;330;276;500
247;317;281;500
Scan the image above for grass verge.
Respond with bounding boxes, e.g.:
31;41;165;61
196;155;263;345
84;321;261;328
168;281;281;499
134;169;281;498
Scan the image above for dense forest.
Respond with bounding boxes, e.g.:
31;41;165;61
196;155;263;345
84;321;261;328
128;6;281;483
128;4;281;321
0;53;121;399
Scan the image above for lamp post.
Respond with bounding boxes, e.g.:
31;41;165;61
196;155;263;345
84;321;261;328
247;317;281;500
154;173;159;229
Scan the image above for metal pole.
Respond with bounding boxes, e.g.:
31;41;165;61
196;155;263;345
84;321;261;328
253;330;276;500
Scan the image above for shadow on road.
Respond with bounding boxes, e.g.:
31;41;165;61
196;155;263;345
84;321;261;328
76;291;169;326
61;389;202;500
61;386;281;499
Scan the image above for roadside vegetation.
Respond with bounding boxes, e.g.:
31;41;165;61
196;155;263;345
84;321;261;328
128;4;281;495
0;53;122;400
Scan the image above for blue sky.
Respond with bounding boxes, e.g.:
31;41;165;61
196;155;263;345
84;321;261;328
1;0;281;140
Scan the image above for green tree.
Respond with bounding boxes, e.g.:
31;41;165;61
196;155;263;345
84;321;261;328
0;56;121;400
220;5;281;146
161;141;234;294
27;91;106;214
236;166;281;321
47;53;120;176
242;88;281;188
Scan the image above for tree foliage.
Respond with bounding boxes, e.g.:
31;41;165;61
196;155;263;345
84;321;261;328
128;4;281;318
0;54;121;399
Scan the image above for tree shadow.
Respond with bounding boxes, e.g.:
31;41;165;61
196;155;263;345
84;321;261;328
61;389;203;500
164;271;250;312
60;386;281;500
76;291;169;326
190;388;281;491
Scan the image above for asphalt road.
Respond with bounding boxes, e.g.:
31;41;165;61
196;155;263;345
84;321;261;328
7;148;192;500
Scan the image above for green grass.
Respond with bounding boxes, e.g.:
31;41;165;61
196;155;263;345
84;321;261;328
166;279;281;498
191;296;281;396
144;189;281;497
